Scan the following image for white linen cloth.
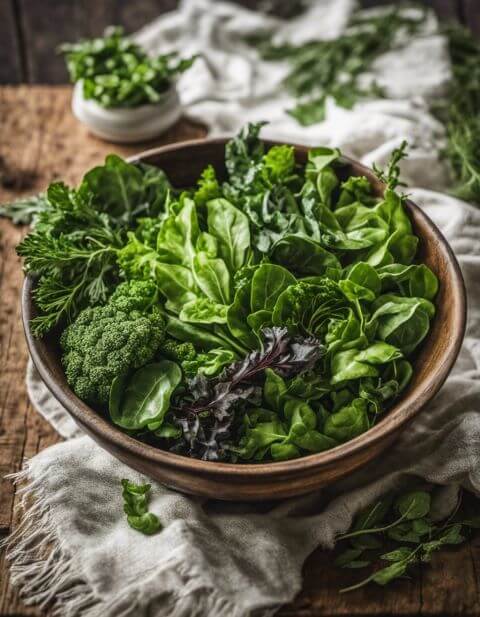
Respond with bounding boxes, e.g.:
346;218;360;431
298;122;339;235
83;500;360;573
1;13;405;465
5;2;480;616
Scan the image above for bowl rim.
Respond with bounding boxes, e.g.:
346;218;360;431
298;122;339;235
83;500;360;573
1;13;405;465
22;137;467;478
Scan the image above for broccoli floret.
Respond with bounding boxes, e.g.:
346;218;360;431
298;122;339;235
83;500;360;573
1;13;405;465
110;279;158;312
61;280;165;406
158;337;196;363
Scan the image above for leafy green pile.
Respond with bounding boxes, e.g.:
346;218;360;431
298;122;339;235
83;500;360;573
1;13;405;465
336;489;480;592
60;26;195;108
17;124;438;463
250;7;480;206
249;7;425;125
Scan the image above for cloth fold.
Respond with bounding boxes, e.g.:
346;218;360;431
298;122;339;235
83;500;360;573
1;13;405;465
5;1;480;616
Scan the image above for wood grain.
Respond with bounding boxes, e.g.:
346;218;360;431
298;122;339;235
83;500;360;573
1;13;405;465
0;85;478;617
0;1;23;84
17;0;179;83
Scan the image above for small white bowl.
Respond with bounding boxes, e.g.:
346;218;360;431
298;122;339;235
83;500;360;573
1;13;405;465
72;81;182;143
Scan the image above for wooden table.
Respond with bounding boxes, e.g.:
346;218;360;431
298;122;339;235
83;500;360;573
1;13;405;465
0;85;479;617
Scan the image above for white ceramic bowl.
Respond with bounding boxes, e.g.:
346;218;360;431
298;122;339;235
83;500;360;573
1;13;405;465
72;81;182;143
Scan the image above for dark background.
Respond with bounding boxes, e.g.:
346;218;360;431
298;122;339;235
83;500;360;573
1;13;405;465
1;0;479;85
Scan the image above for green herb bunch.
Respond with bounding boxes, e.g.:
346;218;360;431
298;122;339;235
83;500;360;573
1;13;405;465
336;489;480;592
60;26;196;108
250;7;425;125
434;25;480;203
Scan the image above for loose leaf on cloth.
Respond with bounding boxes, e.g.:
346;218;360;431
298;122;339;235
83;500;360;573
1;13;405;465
121;479;162;535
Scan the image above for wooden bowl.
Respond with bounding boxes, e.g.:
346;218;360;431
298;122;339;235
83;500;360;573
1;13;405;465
22;139;467;501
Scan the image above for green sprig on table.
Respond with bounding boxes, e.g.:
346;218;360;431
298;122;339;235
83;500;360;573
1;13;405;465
336;489;480;592
59;26;196;108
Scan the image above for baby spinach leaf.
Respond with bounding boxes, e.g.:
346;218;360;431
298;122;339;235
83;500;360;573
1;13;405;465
207;199;251;273
157;197;200;266
250;263;296;312
346;262;381;297
272;235;341;276
324;398;369;442
263;368;287;410
381;547;413;562
80;155;170;224
372;561;408;585
330;350;379;384
227;275;260;350
395;491;431;520
193;252;232;304
354;342;403;365
110;361;182;430
335;548;364;568
155;263;199;313
247;309;273;334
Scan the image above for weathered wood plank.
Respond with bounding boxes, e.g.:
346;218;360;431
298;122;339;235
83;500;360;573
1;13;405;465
17;0;179;84
0;1;23;84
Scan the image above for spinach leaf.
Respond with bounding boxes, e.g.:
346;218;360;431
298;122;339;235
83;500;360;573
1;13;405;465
250;263;296;312
110;361;182;430
272;235;341;276
193;252;231;304
81;155;170;224
323;398;369;442
330;350;379;384
207;199;251;272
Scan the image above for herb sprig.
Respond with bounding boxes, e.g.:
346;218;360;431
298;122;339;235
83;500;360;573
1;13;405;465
250;7;425;125
336;489;480;592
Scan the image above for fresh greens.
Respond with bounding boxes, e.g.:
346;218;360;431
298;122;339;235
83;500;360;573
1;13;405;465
17;155;171;336
60;26;195;108
110;361;182;430
249;8;425;125
336;488;478;593
121;479;161;535
435;25;480;203
0;193;49;225
17;124;438;462
251;8;480;206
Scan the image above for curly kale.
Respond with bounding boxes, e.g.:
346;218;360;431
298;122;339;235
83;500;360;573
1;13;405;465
61;280;165;406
